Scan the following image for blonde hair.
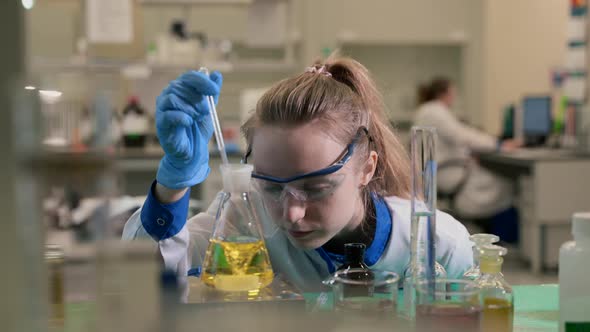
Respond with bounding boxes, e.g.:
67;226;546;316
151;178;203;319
242;55;411;203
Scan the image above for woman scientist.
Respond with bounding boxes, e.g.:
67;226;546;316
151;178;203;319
122;57;473;293
414;77;520;226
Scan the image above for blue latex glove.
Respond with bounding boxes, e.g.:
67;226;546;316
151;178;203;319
155;70;223;189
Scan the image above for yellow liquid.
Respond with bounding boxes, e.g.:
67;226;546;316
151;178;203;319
47;260;65;328
482;298;513;332
201;239;274;292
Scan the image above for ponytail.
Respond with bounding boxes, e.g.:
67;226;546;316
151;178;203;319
322;55;411;199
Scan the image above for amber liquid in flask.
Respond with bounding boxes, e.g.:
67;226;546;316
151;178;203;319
202;237;273;291
201;164;274;293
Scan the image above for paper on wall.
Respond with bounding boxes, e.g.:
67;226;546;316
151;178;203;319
567;16;587;41
565;47;587;70
563;75;587;102
86;0;133;43
245;0;287;47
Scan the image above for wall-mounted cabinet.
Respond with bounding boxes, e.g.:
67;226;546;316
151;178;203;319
319;0;476;46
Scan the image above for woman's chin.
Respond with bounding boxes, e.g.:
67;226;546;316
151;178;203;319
285;230;328;249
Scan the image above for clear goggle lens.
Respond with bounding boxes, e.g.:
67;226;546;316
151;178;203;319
252;174;345;203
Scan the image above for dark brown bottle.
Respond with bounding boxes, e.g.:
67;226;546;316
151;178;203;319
338;243;371;272
338;243;374;297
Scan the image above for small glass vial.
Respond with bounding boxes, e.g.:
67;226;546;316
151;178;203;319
45;244;65;328
463;233;500;281
474;244;513;332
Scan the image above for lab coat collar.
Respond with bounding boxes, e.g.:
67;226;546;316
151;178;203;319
321;194;393;267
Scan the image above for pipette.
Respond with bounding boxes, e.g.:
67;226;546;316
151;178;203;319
199;67;228;165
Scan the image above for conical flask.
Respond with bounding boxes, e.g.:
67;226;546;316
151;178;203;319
201;164;274;292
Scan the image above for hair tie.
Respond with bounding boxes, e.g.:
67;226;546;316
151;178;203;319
304;65;332;77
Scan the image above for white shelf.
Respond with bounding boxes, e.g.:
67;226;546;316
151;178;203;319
140;0;252;5
31;58;297;75
336;34;468;46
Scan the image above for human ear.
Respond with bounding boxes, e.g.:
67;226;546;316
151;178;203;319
359;151;378;186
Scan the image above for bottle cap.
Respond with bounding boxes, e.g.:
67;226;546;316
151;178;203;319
469;233;500;247
572;212;590;236
479;244;507;274
479;244;507;259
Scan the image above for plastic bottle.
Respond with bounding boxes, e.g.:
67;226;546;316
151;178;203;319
559;212;590;332
121;96;149;148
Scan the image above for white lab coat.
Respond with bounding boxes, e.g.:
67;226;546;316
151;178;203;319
122;191;473;296
414;100;513;218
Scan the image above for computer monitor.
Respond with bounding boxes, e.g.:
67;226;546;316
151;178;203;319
522;96;552;146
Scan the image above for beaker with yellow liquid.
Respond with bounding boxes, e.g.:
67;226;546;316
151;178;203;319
201;164;274;293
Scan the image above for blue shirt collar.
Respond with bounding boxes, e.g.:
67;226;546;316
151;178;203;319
365;194;393;265
322;194;392;266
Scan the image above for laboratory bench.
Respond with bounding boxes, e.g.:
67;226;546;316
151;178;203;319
60;281;560;332
58;259;560;331
476;148;590;273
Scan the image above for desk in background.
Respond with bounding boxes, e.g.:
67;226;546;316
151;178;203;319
477;148;590;273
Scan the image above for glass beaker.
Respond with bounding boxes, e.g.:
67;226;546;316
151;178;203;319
416;279;482;332
323;269;399;314
201;164;274;293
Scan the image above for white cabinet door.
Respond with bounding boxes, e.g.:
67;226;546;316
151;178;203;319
321;0;478;43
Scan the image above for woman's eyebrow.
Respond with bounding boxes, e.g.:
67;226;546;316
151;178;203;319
303;176;341;185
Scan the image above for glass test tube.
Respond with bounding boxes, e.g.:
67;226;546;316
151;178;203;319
410;126;438;303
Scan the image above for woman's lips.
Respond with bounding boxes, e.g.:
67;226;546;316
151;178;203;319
288;230;314;238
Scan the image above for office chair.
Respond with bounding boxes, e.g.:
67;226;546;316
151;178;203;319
437;158;470;211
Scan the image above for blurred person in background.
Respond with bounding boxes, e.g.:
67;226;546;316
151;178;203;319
414;77;521;241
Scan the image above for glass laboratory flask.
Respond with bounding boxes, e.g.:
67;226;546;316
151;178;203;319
473;244;514;332
337;243;374;298
201;164;274;292
463;233;500;281
402;260;447;319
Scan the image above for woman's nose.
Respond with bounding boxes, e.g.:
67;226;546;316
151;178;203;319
282;193;306;224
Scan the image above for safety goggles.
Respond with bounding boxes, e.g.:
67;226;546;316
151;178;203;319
243;127;370;202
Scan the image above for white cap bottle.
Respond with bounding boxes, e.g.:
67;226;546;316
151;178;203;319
559;212;590;332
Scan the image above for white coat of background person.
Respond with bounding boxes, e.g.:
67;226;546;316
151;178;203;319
413;77;522;219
